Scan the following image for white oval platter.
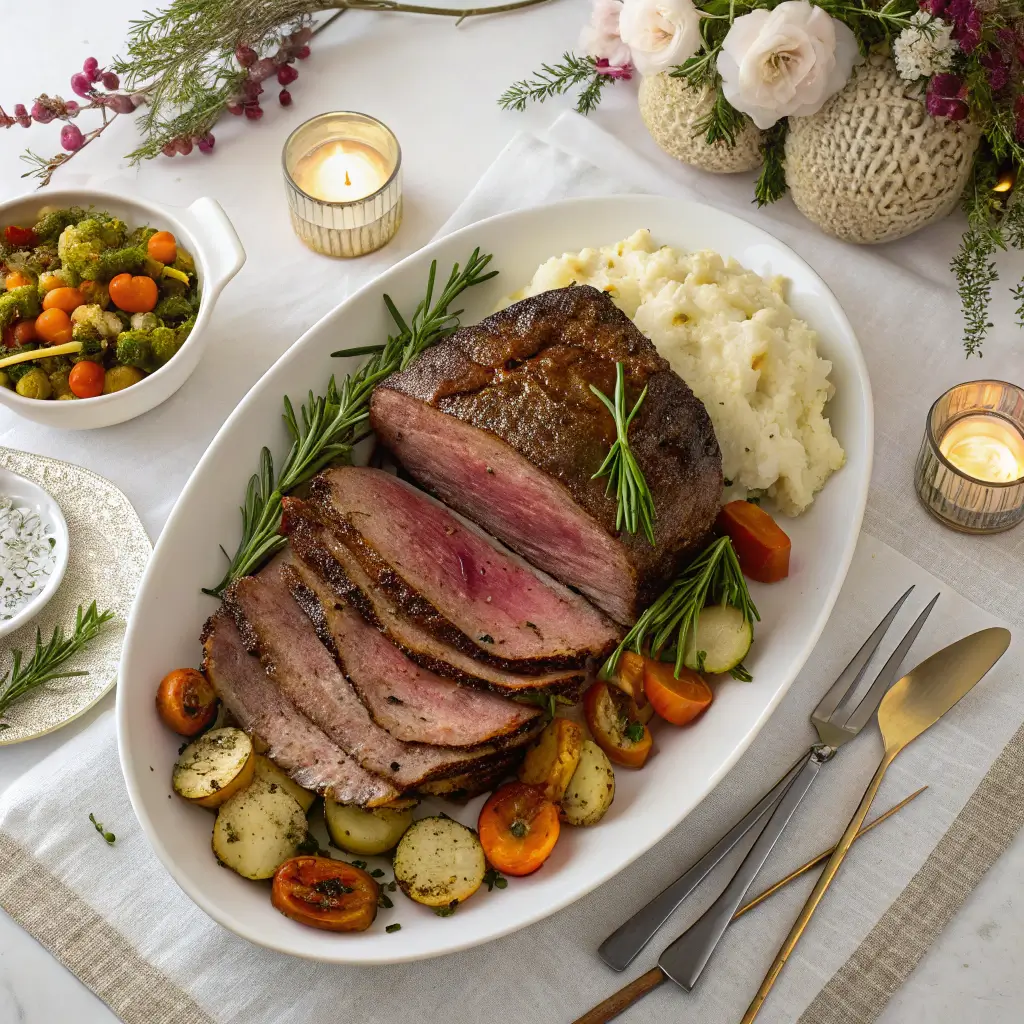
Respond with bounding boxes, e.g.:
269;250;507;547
118;194;872;964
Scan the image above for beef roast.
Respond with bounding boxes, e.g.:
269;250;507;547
370;284;723;624
282;558;542;748
224;558;508;789
201;611;399;806
285;507;588;697
299;467;620;672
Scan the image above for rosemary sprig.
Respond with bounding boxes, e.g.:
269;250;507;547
605;537;759;681
590;363;656;545
205;249;497;596
499;52;612;116
0;602;115;729
754;122;788;207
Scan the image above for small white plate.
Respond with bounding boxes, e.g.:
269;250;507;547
0;467;69;640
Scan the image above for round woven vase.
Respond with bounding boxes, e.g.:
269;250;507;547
639;73;763;174
785;53;981;244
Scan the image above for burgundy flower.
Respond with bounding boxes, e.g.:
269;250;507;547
981;50;1009;91
918;0;949;16
70;73;93;98
30;100;55;124
13;103;31;128
235;45;257;68
594;58;633;81
82;57;100;82
277;64;298;86
61;124;85;151
946;0;982;53
926;74;969;120
197;133;215;154
278;88;293;106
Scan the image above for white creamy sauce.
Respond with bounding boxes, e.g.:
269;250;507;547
0;497;57;620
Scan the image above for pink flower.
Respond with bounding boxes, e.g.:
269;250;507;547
594;58;633;79
946;0;981;53
61;124;85;151
926;73;968;119
70;73;93;98
981;49;1009;91
579;0;632;67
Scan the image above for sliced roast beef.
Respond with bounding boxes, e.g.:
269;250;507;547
370;284;723;624
201;611;399;807
224;558;507;789
285;508;587;697
282;558;542;748
300;467;620;672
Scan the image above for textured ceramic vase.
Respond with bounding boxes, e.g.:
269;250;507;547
785;53;981;244
639;73;763;174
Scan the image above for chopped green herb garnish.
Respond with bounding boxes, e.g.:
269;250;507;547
434;899;459;917
386;923;402;933
89;813;116;845
483;867;508;891
623;720;645;743
370;868;385;878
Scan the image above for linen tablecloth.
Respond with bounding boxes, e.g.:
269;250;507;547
0;114;1021;1024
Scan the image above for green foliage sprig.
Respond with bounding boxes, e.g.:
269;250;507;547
590;363;657;545
605;537;759;682
205;249;497;596
499;52;616;115
0;603;115;728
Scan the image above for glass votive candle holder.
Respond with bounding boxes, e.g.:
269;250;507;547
283;112;402;258
915;380;1024;534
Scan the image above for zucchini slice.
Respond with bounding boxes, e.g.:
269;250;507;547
682;605;752;675
393;816;485;909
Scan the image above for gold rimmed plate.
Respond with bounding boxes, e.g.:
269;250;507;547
0;449;150;745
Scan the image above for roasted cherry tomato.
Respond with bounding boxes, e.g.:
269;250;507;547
272;856;379;932
34;308;73;344
643;660;713;726
42;286;85;314
611;650;654;723
478;781;560;876
716;501;791;583
4;225;37;248
68;361;106;399
146;230;177;265
4;270;32;291
155;667;219;736
13;320;38;345
108;273;158;313
583;680;653;769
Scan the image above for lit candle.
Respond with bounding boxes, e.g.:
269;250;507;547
283;112;402;258
290;140;391;203
940;415;1024;483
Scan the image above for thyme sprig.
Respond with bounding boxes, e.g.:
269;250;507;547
205;249;497;596
499;52;615;116
605;537;759;681
591;363;656;546
0;603;115;729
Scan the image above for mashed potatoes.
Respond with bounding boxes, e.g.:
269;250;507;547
505;230;844;515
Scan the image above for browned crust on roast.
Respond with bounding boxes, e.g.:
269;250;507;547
287;491;613;674
284;510;588;699
372;285;723;612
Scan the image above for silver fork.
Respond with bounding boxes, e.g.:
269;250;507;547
599;585;940;978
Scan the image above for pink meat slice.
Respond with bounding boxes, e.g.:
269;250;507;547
225;559;506;789
285;507;587;696
284;558;542;749
201;611;398;807
308;467;620;669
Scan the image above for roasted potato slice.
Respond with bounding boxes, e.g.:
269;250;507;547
393;816;485;909
212;784;308;880
561;740;615;826
517;717;583;802
172;727;254;809
253;754;316;813
324;798;415;855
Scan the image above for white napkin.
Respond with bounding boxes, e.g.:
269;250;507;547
1;116;1021;1024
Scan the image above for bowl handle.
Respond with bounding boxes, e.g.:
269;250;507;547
186;197;246;300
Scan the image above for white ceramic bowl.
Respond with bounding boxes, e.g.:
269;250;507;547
0;467;69;639
119;195;872;964
0;189;245;429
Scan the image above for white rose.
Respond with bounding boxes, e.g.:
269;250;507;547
618;0;703;77
579;0;633;68
717;1;859;130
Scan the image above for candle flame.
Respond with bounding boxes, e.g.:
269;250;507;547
940;415;1024;483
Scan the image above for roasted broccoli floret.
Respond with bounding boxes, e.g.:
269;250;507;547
126;225;157;249
70;328;109;364
177;314;196;346
116;330;158;372
0;285;41;331
150;326;181;366
154;294;193;322
57;217;131;283
6;348;39;383
173;246;196;277
130;311;160;332
70;303;122;339
38;354;72;376
32;206;88;244
49;369;73;399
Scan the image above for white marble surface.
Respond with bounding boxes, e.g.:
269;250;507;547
1;1;1022;1020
